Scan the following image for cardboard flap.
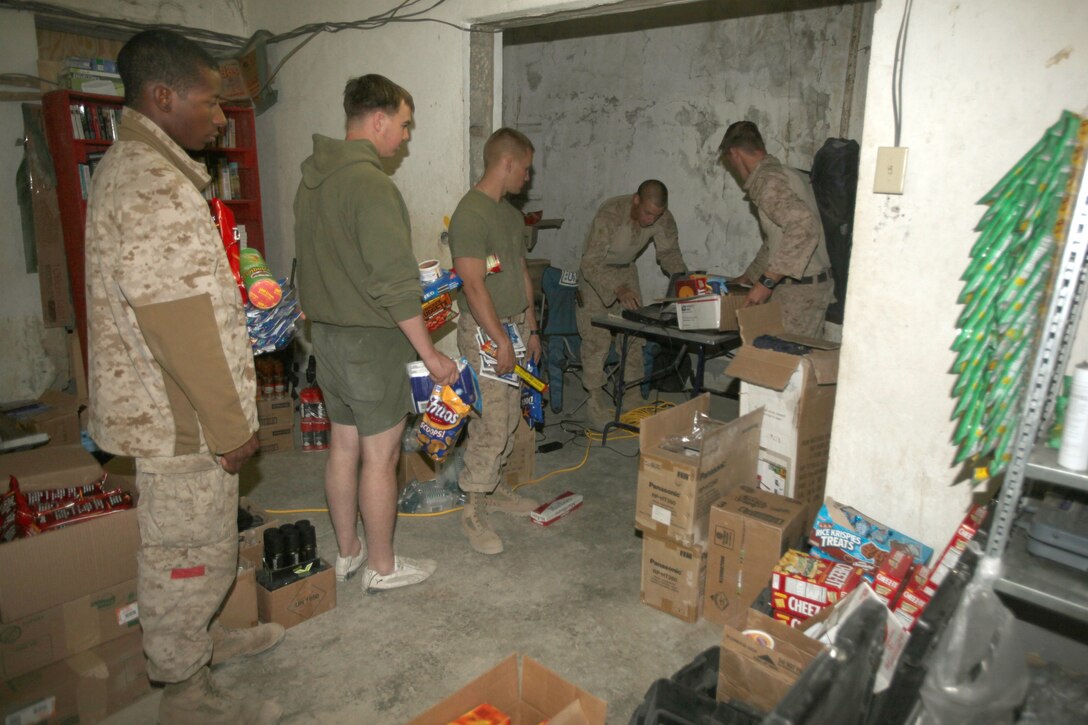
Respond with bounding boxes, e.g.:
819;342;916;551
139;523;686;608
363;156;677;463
522;657;607;724
406;654;520;724
727;304;840;388
639;394;710;452
705;408;762;483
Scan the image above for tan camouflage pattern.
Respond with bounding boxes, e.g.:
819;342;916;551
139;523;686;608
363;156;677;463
136;453;238;683
741;155;831;282
456;312;524;494
740;154;833;336
84;108;256;458
575;289;645;401
579;195;686;308
774;280;834;338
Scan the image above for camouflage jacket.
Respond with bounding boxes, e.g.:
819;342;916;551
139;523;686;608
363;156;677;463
742;155;831;281
579;195;686;307
85;108;257;459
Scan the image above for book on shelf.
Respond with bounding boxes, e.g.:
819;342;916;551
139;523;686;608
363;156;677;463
69;103;121;141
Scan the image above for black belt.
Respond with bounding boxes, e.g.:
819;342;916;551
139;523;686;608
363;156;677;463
783;270;832;285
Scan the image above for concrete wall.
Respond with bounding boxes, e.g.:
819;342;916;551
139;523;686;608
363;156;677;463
500;2;872;299
826;0;1088;546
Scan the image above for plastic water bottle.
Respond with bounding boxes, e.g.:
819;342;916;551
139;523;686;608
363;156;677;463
1058;362;1088;470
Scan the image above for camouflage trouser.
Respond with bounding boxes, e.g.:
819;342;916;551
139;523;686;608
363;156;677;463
456;312;524;494
575;289;644;405
775;279;835;338
136;453;238;683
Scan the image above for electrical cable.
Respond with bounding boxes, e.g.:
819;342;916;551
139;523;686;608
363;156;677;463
263;401;672;518
891;0;914;147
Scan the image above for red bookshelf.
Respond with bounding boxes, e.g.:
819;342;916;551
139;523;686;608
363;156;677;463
41;89;266;376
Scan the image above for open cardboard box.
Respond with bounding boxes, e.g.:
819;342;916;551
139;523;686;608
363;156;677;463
407;653;606;725
726;302;839;520
718;608;826;714
635;397;761;546
0;448;139;623
0;390;83;448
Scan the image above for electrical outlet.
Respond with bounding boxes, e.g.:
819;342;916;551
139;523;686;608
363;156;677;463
874;146;908;194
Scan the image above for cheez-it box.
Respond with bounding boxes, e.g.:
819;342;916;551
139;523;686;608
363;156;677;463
771;549;864;609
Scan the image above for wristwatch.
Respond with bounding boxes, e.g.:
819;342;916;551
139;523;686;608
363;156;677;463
758;275;778;290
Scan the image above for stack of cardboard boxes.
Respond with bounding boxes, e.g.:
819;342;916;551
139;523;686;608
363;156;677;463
0;445;148;723
633;303;843;714
635;397;763;622
256;397;295;454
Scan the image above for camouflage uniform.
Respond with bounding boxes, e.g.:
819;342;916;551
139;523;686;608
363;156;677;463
742;155;834;337
85;108;257;683
577;196;686;402
449;189;531;493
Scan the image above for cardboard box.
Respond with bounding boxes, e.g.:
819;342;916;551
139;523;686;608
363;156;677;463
0;631;149;724
635;397;761;546
257;424;295;454
640;532;707;623
0;444;102;492
0;391;82;447
407;653;607;725
674;291;748;331
809;497;934;572
0;578;139;680
704;485;807;627
718;609;825;713
0;468;139;624
256;397;293;428
770;549;865;616
256;562;336;630
727;302;839;520
216;557;258;630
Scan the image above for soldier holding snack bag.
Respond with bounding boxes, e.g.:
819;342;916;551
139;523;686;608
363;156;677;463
85;29;283;723
295;74;458;594
449;128;543;555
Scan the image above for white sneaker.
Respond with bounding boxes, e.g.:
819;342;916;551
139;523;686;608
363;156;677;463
334;536;366;582
361;556;436;594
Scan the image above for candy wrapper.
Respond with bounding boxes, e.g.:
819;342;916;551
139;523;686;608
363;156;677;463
521;358;544;429
247;278;302;354
417;384;473;463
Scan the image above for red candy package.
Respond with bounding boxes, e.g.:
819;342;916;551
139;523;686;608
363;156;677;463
210;198;247;304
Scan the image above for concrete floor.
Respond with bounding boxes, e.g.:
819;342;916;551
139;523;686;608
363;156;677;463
104;386;740;724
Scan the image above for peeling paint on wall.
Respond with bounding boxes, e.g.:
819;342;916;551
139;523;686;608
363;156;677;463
503;4;872;299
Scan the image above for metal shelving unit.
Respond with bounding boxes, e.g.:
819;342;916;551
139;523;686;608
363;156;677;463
987;137;1088;623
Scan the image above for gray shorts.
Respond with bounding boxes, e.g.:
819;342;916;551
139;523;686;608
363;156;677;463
311;322;414;436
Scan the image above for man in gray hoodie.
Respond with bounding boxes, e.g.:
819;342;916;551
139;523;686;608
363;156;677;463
295;74;457;593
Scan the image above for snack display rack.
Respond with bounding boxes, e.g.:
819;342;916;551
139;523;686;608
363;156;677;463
986;131;1088;623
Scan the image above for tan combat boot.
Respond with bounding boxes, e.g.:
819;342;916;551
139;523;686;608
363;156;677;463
487;482;539;515
210;622;286;666
460;492;503;554
159;666;282;724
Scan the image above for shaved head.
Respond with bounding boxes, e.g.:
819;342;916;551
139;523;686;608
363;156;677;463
483;127;534;168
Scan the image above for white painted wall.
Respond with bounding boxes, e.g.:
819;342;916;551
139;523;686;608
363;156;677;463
0;1;246;400
500;4;871;301
827;0;1088;547
0;10;57;399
